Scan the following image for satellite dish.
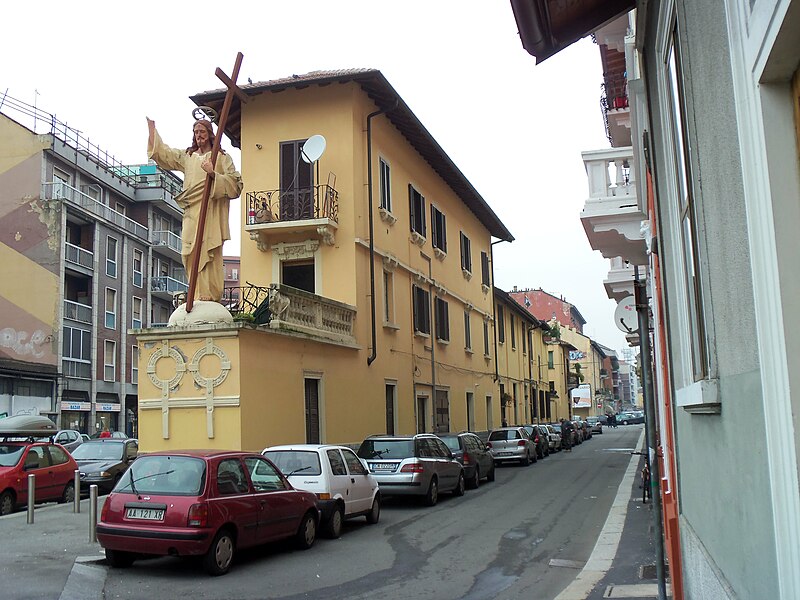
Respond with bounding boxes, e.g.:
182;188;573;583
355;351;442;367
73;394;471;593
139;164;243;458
301;135;326;163
614;296;638;334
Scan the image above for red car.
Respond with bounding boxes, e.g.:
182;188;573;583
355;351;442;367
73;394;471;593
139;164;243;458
0;440;78;516
97;450;320;575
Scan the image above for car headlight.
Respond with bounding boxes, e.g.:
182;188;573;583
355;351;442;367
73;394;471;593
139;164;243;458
86;471;113;478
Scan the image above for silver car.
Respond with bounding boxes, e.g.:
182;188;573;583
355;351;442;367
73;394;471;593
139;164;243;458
487;427;537;466
356;434;465;506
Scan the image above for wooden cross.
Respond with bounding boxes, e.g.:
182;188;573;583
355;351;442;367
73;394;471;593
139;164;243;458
186;52;249;313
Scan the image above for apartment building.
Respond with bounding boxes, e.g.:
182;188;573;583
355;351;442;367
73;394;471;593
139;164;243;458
509;287;586;334
0;96;184;437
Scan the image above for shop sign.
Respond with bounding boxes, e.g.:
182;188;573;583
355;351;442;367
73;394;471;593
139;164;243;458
61;401;91;411
95;403;121;412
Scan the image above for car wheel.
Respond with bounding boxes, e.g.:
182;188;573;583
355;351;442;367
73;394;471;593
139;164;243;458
423;478;438;506
453;472;466;497
324;505;343;539
203;528;235;576
295;511;317;550
0;490;15;516
105;549;135;568
366;495;380;525
486;464;496;482
468;466;480;489
623;420;629;425
59;481;75;504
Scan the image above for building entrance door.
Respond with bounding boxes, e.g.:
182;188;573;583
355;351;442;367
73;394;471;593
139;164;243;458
434;390;449;433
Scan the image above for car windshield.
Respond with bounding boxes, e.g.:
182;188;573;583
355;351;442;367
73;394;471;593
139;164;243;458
489;429;521;441
72;442;123;461
552;424;562;432
440;437;461;451
114;456;205;495
357;439;415;460
0;444;25;467
262;450;322;476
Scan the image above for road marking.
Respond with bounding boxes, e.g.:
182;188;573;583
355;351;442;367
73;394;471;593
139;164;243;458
59;559;107;600
550;558;586;569
554;430;645;600
603;583;672;598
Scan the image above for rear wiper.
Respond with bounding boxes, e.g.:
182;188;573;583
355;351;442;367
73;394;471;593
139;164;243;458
286;466;311;477
122;469;176;495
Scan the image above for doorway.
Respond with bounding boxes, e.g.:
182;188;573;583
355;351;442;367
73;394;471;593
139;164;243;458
304;378;320;443
282;260;315;293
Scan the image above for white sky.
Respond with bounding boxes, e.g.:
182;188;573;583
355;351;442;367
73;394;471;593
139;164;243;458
2;1;630;354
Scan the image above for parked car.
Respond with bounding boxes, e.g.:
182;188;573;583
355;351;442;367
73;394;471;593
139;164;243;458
438;432;496;488
618;411;645;425
80;434;91;443
0;415;78;516
521;425;549;459
486;426;537;466
543;424;562;452
72;438;139;494
48;429;83;453
574;419;592;440
262;444;381;537
356;434;465;506
97;450;320;575
586;416;603;434
89;431;128;439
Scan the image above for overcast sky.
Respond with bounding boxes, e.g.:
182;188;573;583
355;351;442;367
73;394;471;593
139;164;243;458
2;1;631;354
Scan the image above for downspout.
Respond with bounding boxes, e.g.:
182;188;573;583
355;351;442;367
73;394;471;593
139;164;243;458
490;240;508;422
366;100;397;366
421;252;435;433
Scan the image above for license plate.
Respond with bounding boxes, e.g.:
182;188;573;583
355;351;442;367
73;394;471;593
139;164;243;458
126;507;165;521
370;463;396;471
497;452;512;456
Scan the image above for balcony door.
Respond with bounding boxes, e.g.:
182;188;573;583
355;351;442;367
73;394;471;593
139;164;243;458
280;140;314;221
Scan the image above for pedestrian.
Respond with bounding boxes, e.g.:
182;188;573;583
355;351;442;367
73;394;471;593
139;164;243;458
99;426;111;439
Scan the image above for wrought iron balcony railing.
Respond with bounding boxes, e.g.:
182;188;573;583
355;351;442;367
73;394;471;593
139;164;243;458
245;185;338;226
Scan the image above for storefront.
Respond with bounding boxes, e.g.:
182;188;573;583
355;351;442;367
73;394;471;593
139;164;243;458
60;400;91;432
94;398;121;434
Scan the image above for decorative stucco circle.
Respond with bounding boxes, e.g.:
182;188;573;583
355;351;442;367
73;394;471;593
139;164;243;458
147;345;186;389
189;343;230;388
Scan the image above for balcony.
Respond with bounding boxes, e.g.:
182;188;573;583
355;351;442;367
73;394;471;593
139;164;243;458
151;230;182;259
65;242;93;270
580;147;647;265
245;185;339;250
604;256;635;302
63;300;92;324
150;275;188;301
43;182;148;241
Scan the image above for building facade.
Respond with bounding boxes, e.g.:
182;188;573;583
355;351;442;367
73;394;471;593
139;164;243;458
509;287;586;334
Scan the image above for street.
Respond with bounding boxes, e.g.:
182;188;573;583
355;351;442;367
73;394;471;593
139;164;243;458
2;426;644;600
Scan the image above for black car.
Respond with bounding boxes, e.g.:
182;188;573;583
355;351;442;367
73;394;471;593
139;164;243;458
71;438;138;494
521;424;550;459
439;432;496;488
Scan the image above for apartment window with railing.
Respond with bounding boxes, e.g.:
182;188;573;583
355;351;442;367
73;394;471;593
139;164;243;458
104;340;116;382
497;305;505;343
132;249;143;288
409;185;426;237
131;345;139;385
105;288;117;329
412;284;430;335
435;297;450;342
106;236;118;278
464;310;472;351
460;232;472;273
379;158;392;212
115;202;126;216
431;205;447;253
132;297;143;329
481;251;490;287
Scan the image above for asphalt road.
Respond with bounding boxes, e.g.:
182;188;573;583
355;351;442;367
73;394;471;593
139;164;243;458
2;425;644;600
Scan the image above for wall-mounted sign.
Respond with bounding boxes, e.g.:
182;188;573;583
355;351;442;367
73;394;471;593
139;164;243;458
95;403;121;412
61;401;91;411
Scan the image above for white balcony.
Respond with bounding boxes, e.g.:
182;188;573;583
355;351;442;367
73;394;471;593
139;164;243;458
604;256;636;302
267;284;356;346
580;147;647;265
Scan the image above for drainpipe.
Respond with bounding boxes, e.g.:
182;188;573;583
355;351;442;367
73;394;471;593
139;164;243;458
366;100;398;366
490;240;507;422
421;252;435;433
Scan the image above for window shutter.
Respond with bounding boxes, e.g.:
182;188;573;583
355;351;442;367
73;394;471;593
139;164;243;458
409;184;415;233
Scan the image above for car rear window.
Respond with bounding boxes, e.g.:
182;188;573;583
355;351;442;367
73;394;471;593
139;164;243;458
115;455;206;496
72;442;124;461
440;437;461;451
489;430;521;441
262;450;322;476
357;439;415;460
0;443;25;467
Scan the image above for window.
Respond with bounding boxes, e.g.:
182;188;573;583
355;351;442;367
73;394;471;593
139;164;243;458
480;251;490;287
106;237;118;278
105;288;117;329
510;314;516;349
431;205;447;253
244;457;287;492
385;382;396;435
464;310;472;351
460;232;472;273
231;268;238;280
63;327;91;361
132;249;143;288
342;448;367;475
497;305;505;343
522;324;527;354
104;340;116;382
435;297;450;341
379;158;391;212
383;270;395;325
486;395;493;430
280;139;314;220
217;459;249;495
667;38;707;381
131;346;139;385
409;185;426;237
132;297;142;329
327;450;348;476
483;320;490;357
548;350;554;369
413;285;431;335
115;201;126;216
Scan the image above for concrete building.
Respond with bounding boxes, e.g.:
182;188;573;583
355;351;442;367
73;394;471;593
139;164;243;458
512;1;800;597
0;95;184;437
134;69;514;451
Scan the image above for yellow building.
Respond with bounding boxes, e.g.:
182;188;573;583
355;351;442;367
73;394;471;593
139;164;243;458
135;69;513;451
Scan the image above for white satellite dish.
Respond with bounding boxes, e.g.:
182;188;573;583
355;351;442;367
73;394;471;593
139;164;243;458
614;296;638;334
301;135;326;163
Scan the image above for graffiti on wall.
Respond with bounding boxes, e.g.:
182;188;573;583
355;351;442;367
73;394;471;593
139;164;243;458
0;327;49;358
